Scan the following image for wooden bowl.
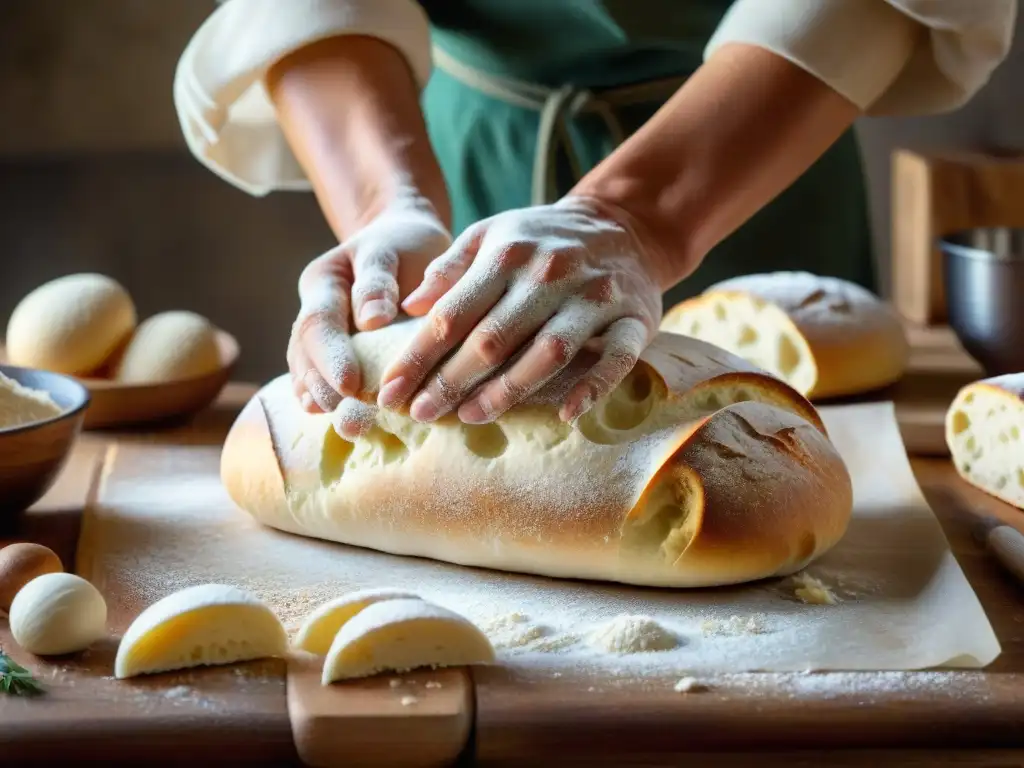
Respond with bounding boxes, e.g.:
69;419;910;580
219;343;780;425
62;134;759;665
0;366;90;518
75;330;240;430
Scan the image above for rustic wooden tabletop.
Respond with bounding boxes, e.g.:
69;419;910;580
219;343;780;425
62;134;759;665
1;381;1022;766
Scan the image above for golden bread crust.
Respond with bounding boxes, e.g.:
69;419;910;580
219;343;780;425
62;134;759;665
661;272;909;400
220;325;853;587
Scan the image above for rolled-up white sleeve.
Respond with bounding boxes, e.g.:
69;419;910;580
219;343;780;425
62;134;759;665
173;0;432;196
705;0;1017;116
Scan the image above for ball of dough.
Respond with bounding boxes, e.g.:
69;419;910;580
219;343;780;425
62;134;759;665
0;543;63;611
5;273;136;375
114;311;222;384
9;572;107;656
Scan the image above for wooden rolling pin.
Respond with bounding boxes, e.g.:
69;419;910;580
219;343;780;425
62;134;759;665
975;519;1024;586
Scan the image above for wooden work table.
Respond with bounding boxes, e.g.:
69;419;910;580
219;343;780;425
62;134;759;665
2;380;1023;767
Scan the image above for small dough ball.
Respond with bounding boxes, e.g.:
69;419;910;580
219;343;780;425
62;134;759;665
0;543;63;611
9;572;107;656
6;273;136;375
114;310;222;383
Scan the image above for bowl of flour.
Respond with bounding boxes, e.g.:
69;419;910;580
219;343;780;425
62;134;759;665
0;365;90;518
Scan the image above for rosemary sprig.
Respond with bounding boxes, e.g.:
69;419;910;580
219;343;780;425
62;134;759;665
0;649;44;697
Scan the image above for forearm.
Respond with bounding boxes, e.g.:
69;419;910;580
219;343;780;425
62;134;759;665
265;35;451;240
572;43;860;289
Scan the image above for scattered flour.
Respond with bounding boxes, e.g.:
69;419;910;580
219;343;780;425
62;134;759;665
479;612;548;650
702;671;988;701
673;676;709;693
388;679;403;689
400;695;418;707
789;573;840;606
425;681;442;689
77;437;994;681
163;685;194;700
587;616;679;654
701;614;769;637
530;633;580;653
0;371;62;429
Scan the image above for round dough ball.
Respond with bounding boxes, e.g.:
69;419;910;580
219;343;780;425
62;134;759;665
9;572;107;656
114;310;222;384
0;543;63;611
5;273;136;375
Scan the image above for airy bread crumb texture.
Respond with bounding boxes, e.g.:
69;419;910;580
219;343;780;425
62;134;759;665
662;291;816;395
239;318;850;590
946;374;1024;510
660;271;908;400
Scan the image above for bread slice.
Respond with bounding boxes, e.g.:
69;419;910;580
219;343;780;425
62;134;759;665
221;317;853;588
946;374;1024;510
660;272;909;400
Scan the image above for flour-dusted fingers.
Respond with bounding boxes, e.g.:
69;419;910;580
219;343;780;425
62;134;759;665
287;334;335;414
379;243;532;413
458;300;611;424
382;197;665;419
409;278;567;423
296;247;361;397
560;316;650;423
400;223;484;316
350;244;400;332
332;397;379;441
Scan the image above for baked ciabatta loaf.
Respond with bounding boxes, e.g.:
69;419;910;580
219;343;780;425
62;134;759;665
946;374;1024;510
221;318;853;588
660;272;909;400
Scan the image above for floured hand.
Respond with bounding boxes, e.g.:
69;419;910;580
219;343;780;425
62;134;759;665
376;197;665;425
287;192;451;437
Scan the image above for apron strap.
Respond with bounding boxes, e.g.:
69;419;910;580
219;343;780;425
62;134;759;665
431;45;686;206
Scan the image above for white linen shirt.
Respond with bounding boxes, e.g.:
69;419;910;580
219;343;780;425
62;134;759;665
174;0;1018;196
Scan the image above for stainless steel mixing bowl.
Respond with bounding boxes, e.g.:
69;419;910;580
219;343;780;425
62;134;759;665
940;227;1024;376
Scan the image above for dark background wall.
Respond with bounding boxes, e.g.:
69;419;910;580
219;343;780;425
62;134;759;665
2;1;1022;383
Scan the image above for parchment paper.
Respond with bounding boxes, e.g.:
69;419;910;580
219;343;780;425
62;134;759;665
79;401;1001;677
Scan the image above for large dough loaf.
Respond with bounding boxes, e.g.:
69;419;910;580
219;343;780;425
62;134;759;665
660;272;909;400
221;318;854;588
946;374;1024;510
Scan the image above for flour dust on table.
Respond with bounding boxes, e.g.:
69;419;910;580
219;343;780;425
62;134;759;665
78;403;999;678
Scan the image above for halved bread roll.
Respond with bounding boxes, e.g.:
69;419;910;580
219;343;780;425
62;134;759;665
220;318;853;588
946;374;1024;510
660;272;909;400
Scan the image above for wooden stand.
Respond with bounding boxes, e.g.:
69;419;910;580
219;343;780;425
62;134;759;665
890;148;1024;326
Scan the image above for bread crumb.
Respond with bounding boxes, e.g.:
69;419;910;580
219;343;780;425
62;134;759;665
588;615;678;654
790;573;839;605
389;679;403;689
673;676;709;693
424;681;442;689
164;685;193;700
400;695;418;706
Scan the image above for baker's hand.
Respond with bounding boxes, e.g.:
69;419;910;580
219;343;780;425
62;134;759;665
287;193;451;436
376;197;665;425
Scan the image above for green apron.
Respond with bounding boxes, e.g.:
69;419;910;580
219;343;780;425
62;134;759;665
418;0;876;307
